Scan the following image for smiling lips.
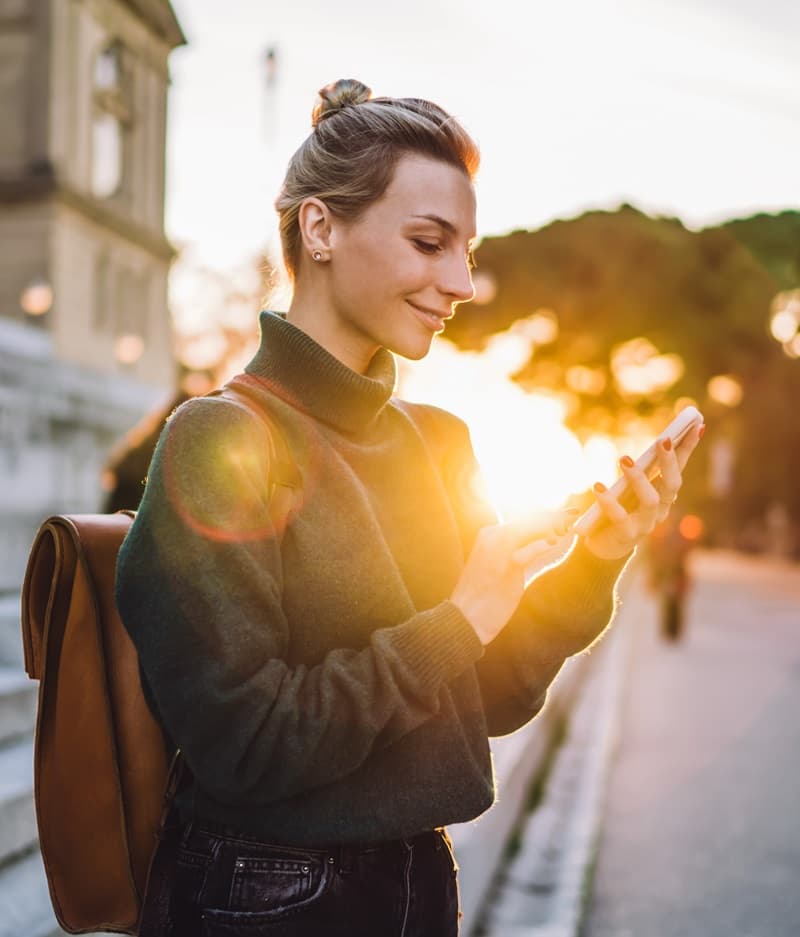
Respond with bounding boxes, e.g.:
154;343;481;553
408;301;452;331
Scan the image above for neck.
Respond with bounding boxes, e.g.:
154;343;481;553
286;287;379;376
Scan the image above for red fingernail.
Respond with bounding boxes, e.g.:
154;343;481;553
662;437;672;451
594;481;607;493
620;455;634;468
698;424;706;439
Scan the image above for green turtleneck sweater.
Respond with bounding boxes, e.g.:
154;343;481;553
115;310;632;845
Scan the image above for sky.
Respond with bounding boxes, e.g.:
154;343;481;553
163;0;800;276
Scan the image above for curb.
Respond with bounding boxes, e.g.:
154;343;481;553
478;573;644;937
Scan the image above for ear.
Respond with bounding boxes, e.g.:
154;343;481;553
297;197;333;260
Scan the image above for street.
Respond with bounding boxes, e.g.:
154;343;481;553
582;549;800;937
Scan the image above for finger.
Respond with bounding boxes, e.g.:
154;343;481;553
651;477;677;520
653;437;682;503
591;481;638;542
618;455;660;527
651;486;675;524
673;421;705;472
512;536;570;567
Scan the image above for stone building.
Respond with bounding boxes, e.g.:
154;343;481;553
0;0;184;383
0;1;185;933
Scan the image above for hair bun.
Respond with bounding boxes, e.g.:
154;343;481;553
312;78;372;127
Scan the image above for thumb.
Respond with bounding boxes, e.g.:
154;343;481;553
511;537;559;567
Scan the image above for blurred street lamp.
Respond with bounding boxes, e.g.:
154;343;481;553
770;310;797;343
707;374;743;407
770;289;800;357
20;276;53;316
114;333;144;364
263;45;279;143
264;46;278;88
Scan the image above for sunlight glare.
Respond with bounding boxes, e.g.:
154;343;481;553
397;323;618;520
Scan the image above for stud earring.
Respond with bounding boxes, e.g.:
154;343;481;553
312;250;323;261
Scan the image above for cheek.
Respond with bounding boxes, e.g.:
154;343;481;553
340;244;416;298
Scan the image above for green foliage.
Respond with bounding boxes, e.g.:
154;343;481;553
722;211;800;290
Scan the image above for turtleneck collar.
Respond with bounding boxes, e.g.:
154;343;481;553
243;310;398;434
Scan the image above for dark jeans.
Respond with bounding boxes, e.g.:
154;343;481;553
166;818;462;936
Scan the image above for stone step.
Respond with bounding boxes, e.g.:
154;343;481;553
0;845;112;937
0;593;22;668
0;848;60;937
0;665;37;747
0;737;37;866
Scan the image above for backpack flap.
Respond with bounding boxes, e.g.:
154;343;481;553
21;518;76;682
20;513;168;935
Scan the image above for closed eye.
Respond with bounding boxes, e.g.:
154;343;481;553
412;239;441;255
414;239;478;271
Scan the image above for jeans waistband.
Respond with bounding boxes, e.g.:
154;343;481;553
184;816;444;872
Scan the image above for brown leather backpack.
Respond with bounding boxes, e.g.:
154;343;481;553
19;377;299;935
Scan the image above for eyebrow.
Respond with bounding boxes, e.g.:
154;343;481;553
409;214;476;244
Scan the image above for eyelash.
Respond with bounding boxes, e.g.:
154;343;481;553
413;240;478;271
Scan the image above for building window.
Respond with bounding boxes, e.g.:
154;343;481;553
91;42;132;200
94;44;120;91
93;252;111;329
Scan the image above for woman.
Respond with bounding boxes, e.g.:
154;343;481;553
116;79;703;937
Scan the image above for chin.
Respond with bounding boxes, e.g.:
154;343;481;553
387;333;435;361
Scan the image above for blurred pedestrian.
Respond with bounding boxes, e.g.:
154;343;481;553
645;514;694;641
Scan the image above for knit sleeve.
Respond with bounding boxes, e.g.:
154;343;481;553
428;406;633;737
115;397;484;806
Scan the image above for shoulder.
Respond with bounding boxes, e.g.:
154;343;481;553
148;394;273;494
159;394;269;453
390;398;471;443
389;399;478;480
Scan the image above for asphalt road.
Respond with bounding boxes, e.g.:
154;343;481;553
581;550;800;937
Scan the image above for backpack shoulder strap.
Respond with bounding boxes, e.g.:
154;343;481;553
205;375;302;492
203;375;301;534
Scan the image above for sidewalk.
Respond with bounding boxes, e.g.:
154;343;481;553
474;547;800;936
582;549;800;937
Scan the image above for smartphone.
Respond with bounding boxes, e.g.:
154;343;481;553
571;406;704;538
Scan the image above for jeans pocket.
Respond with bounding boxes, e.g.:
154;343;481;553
199;848;333;934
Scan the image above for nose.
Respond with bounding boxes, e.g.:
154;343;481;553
438;253;475;305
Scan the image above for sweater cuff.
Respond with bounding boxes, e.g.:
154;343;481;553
382;600;485;691
518;536;635;655
564;537;636;614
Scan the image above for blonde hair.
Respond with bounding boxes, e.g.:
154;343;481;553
275;78;480;281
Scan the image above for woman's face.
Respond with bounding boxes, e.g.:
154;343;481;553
324;153;478;368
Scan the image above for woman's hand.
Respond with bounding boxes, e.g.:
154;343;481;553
451;510;577;646
583;421;705;560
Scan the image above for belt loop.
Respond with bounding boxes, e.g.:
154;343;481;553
179;818;194;848
337;843;353;875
